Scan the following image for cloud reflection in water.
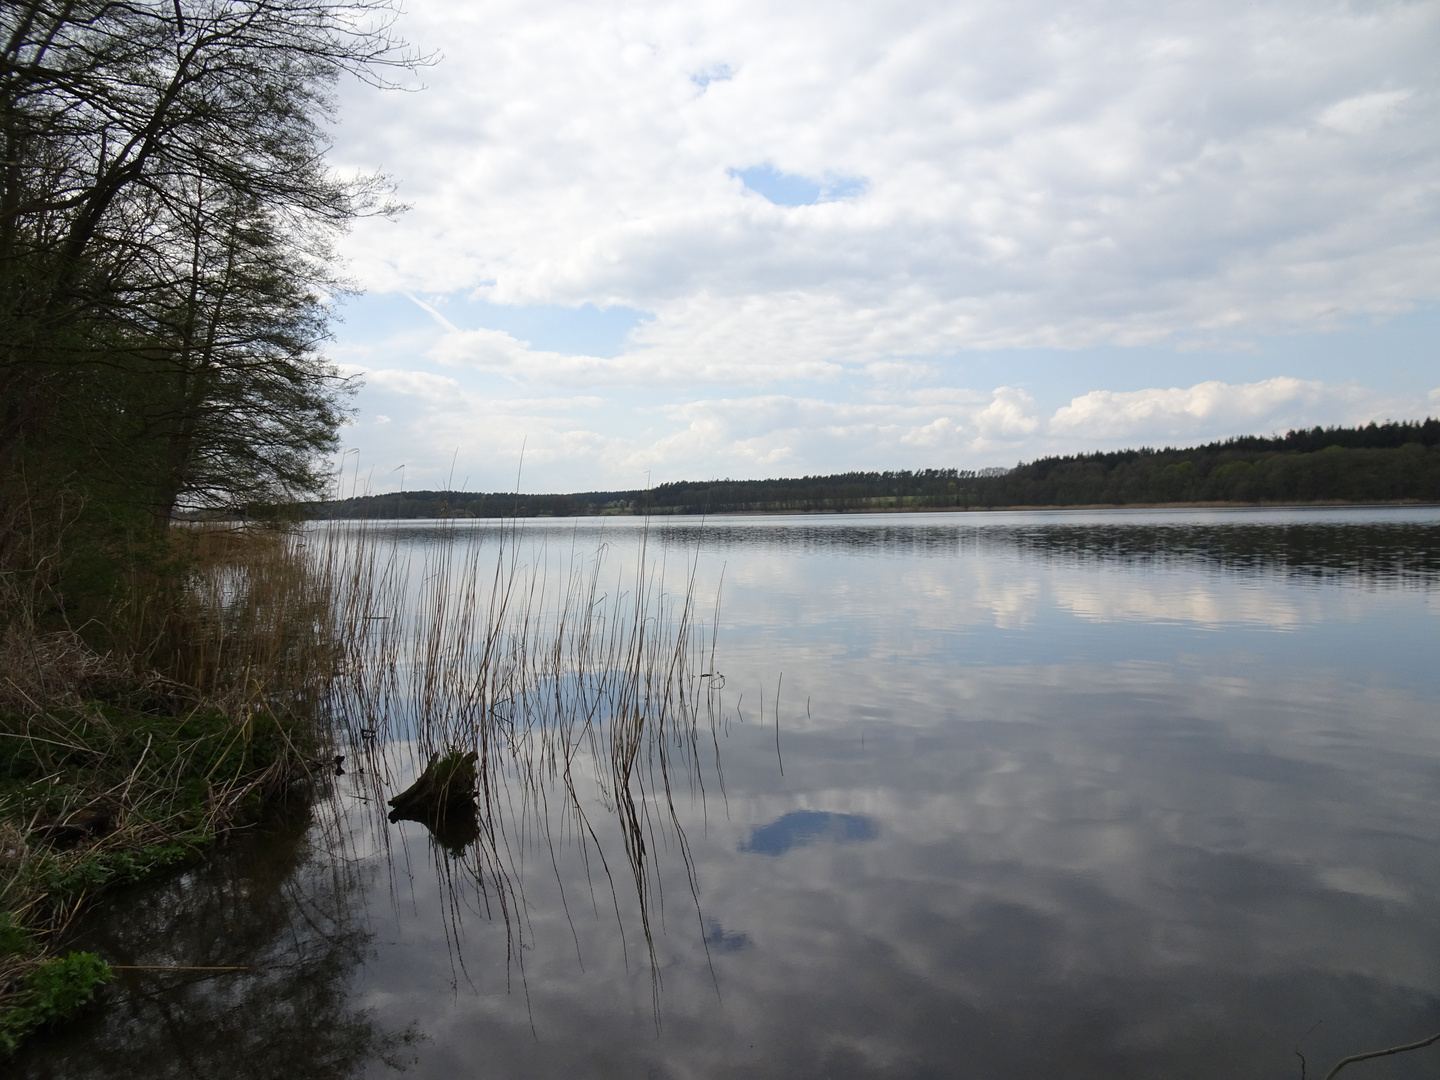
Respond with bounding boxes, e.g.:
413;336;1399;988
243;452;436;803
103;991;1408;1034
17;509;1440;1080
739;811;880;856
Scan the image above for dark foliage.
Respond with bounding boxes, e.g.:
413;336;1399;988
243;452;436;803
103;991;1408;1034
987;419;1440;508
0;0;415;628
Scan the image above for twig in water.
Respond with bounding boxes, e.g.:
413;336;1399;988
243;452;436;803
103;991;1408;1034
1323;1030;1440;1080
111;965;249;971
1296;1018;1324;1079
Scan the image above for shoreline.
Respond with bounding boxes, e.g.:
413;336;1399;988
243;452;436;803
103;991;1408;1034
0;526;334;1057
303;498;1440;523
689;498;1439;516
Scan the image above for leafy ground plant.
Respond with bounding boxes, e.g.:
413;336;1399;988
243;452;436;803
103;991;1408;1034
0;951;112;1055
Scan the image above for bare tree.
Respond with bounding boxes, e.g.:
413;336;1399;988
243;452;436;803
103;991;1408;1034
0;0;421;526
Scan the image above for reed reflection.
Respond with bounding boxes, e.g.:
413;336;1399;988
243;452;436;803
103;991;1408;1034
630;507;1440;588
323;519;731;1010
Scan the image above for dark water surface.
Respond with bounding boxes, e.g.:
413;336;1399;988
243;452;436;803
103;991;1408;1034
17;507;1440;1079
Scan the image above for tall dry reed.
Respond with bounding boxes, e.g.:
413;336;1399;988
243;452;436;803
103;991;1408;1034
319;516;727;1008
1;521;354;1014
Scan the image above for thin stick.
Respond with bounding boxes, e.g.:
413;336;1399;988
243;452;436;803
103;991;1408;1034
110;965;249;971
116;732;154;806
1324;1031;1440;1080
774;672;783;776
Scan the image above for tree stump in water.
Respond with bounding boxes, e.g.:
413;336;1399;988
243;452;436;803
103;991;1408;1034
387;749;479;821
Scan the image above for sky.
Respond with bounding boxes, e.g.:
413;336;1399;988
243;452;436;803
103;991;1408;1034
325;0;1440;495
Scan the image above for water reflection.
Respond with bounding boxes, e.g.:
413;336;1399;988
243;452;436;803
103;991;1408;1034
17;508;1440;1078
13;798;420;1079
634;506;1440;588
703;920;750;953
386;795;481;855
311;519;732;1027
982;517;1440;587
740;810;879;855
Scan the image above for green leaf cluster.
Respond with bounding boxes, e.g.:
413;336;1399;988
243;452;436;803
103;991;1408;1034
0;952;112;1056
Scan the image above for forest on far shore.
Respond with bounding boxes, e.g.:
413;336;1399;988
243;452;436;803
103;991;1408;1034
309;418;1440;519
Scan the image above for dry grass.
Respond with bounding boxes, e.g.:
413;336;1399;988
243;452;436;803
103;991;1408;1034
0;521;354;1040
136;523;352;714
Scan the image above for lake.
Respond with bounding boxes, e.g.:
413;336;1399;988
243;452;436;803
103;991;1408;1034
15;506;1440;1079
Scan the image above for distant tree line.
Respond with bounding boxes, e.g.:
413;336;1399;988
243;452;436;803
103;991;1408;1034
978;418;1439;508
310;419;1440;520
312;490;639;519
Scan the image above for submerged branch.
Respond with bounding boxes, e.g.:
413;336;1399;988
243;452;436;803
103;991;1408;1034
1323;1030;1440;1080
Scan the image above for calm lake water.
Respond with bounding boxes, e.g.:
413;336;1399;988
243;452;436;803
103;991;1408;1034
17;506;1440;1079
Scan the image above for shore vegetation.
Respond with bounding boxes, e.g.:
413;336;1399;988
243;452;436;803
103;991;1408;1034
0;0;419;1052
0;524;351;1053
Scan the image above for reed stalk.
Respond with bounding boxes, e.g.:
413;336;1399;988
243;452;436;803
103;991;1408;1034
323;515;726;1010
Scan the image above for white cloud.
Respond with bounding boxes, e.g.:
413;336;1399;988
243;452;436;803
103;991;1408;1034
647;388;1045;474
1047;377;1380;443
428;320;833;385
362;368;465;400
428;326;610;379
1051;577;1307;631
1318;90;1413;136
974;387;1040;439
1316;866;1411;904
321;0;1440;489
332;0;1440;380
402;292;460;332
333;371;1431;492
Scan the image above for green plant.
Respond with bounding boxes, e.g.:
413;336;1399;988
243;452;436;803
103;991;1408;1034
0;952;112;1056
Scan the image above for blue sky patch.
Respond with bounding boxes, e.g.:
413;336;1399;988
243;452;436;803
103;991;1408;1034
692;64;735;90
731;165;866;207
704;919;750;953
462;299;645;357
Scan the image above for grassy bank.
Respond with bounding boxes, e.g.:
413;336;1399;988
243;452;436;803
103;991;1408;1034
0;526;344;1055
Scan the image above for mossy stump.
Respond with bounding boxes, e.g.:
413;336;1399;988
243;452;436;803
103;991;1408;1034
385;754;480;829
